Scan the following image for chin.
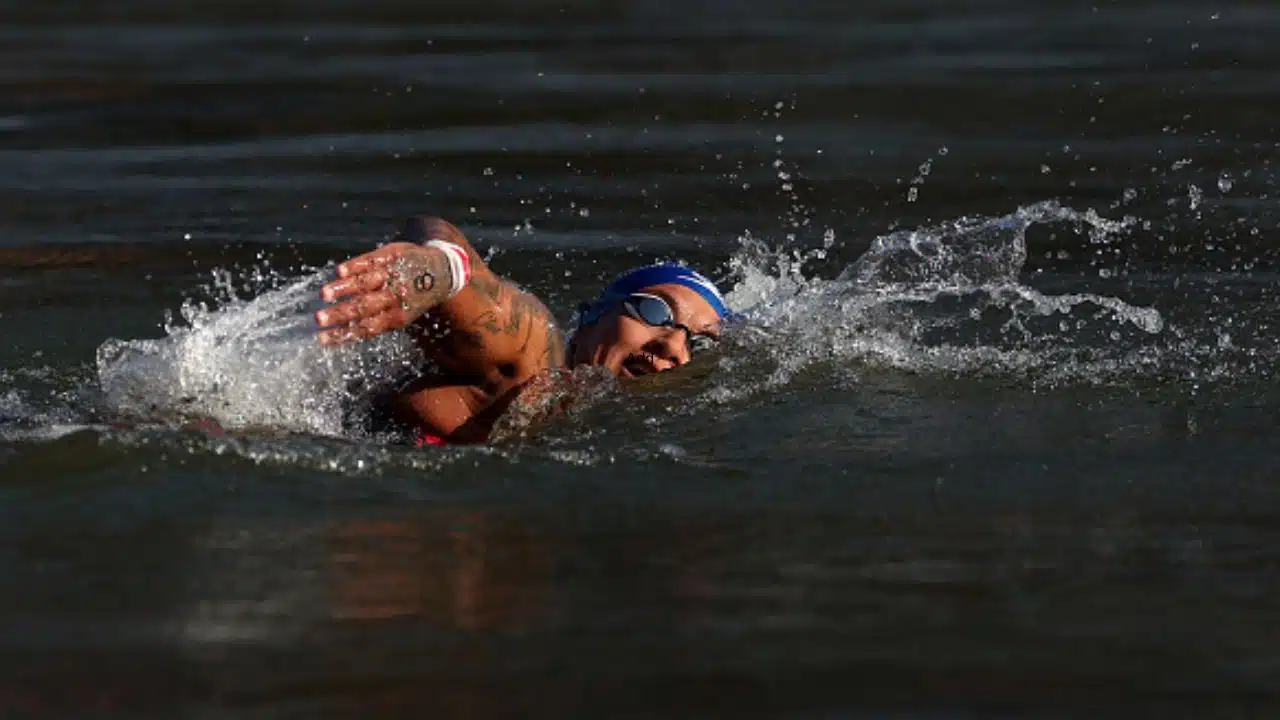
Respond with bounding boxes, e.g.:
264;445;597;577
604;350;627;378
580;342;619;375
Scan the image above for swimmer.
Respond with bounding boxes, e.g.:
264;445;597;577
314;216;735;444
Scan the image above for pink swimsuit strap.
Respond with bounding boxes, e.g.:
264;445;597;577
414;429;448;447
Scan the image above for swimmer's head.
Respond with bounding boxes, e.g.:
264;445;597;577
569;263;736;378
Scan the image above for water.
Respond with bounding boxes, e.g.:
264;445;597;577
4;0;1280;716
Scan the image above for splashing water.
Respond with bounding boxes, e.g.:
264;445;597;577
0;366;97;443
96;269;422;437
715;201;1171;401
89;201;1271;449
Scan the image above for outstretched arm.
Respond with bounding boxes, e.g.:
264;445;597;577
315;216;565;441
317;218;496;345
315;217;560;375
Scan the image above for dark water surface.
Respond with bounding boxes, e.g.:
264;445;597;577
3;0;1280;717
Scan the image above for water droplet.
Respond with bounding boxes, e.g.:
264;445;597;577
1217;173;1234;193
1188;184;1203;210
906;187;919;203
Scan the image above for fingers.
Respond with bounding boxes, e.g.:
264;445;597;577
315;286;399;328
315;241;422;346
317;307;409;346
320;267;390;303
334;253;394;280
332;242;417;280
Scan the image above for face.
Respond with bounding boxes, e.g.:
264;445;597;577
571;283;723;379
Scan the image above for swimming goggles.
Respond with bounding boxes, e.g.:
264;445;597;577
619;292;718;353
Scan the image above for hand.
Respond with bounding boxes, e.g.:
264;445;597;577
314;242;448;346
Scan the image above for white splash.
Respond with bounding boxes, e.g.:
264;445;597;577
712;201;1168;402
84;201;1249;450
96;269;421;436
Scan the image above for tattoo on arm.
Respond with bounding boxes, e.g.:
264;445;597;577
473;309;503;336
462;283;564;368
400;216;493;301
412;271;435;293
504;292;532;336
395;248;453;315
467;285;535;339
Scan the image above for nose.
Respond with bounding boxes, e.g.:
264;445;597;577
646;327;691;369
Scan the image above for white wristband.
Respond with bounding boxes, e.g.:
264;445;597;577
424;239;471;297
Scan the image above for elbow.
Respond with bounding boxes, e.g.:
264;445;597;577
397;215;466;246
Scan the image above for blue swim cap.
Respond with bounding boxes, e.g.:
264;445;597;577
580;263;736;326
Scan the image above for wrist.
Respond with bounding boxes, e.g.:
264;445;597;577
424;240;472;296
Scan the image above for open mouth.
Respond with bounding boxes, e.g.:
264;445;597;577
622;354;656;378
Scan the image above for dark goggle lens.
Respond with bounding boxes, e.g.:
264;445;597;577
623;294;718;354
623;295;676;327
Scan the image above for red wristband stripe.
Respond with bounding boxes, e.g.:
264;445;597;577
424;239;472;296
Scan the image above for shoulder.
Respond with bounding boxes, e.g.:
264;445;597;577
418;275;565;378
508;284;566;371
